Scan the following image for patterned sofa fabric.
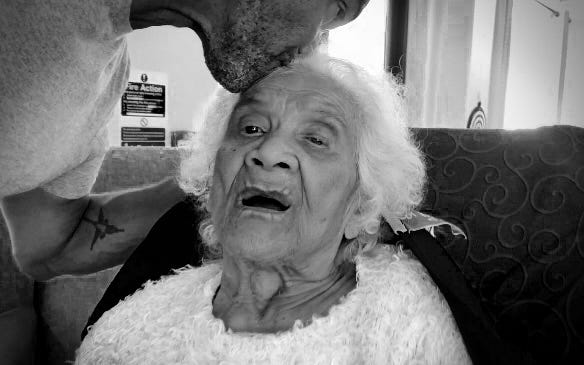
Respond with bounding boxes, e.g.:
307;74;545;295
412;126;584;363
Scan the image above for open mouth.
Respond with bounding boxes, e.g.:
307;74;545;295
240;188;291;212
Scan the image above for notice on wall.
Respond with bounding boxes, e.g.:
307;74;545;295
118;70;169;147
121;127;165;146
122;82;165;117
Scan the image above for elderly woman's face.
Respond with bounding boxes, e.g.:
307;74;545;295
208;70;358;263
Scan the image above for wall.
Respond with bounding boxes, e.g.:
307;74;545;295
501;0;583;129
328;0;387;71
504;0;564;129
466;0;497;123
561;0;584;127
108;26;218;146
127;26;218;131
442;0;475;127
405;0;475;127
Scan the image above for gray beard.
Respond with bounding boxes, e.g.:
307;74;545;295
203;0;276;92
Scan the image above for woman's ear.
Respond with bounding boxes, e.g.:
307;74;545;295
204;192;214;213
343;193;361;239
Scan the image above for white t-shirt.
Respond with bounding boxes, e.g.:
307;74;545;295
0;0;132;198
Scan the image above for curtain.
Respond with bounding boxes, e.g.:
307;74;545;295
405;0;449;127
404;0;475;128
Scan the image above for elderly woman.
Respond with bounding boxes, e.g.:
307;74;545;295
76;54;470;364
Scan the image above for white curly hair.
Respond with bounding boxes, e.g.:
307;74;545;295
180;52;426;257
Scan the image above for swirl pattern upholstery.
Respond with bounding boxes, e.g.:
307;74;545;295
412;126;584;363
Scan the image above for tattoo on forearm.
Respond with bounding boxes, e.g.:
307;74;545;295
82;208;125;250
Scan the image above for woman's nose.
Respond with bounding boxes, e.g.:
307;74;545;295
245;134;298;172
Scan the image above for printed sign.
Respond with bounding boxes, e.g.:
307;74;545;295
121;127;165;146
116;70;169;147
121;82;166;117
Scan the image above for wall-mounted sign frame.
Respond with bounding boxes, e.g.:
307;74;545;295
119;70;169;146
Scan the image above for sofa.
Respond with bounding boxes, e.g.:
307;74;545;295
1;125;582;364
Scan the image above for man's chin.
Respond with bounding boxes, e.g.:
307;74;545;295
205;53;278;93
210;71;254;93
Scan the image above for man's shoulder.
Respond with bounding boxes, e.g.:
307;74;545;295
0;0;132;197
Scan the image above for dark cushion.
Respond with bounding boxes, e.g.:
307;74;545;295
0;306;36;365
412;126;584;364
0;214;34;312
0;208;35;365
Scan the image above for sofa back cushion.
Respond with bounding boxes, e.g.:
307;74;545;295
413;126;584;361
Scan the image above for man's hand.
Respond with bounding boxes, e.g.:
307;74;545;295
1;178;185;280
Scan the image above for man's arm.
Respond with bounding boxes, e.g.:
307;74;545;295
1;177;185;281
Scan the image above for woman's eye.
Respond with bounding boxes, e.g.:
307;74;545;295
242;125;264;135
306;135;327;147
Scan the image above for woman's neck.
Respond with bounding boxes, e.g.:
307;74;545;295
212;254;356;333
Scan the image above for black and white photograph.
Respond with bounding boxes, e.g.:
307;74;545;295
1;0;583;364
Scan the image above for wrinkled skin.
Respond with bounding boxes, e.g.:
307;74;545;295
208;67;360;332
209;69;359;265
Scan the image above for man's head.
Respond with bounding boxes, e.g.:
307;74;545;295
131;0;369;92
181;53;426;259
204;0;369;92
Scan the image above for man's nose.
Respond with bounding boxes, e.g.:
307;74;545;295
245;135;298;172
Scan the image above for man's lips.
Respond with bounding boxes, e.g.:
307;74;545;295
238;186;292;212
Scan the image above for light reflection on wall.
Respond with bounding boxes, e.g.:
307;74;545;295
328;0;387;72
504;0;564;130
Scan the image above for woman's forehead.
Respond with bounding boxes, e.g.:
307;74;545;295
240;69;353;112
253;65;333;90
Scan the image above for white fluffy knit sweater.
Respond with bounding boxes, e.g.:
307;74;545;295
76;246;471;364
